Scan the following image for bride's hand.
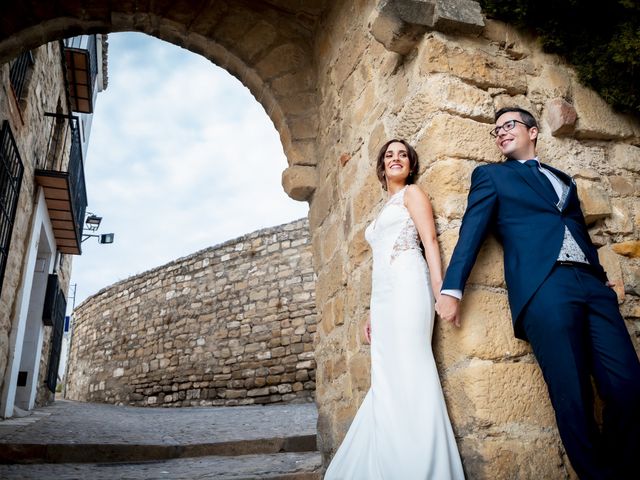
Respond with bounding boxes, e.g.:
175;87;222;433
363;315;371;344
433;290;441;305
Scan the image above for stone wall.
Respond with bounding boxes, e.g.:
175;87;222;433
0;41;74;409
310;1;640;477
65;219;317;407
0;1;639;477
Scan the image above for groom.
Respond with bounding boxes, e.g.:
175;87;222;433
436;107;640;479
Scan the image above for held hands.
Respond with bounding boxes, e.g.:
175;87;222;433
435;294;462;328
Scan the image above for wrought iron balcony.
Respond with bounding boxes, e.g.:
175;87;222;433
35;121;87;255
63;35;98;113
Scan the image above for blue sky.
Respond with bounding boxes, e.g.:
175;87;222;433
70;32;308;308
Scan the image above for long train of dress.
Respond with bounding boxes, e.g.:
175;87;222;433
324;186;465;479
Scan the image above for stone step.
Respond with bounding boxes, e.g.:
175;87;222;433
0;434;317;464
0;451;323;480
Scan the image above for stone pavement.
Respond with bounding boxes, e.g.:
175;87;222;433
0;399;322;479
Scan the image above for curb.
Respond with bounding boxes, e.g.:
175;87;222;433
0;434;317;464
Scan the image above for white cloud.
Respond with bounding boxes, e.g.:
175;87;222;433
70;33;308;309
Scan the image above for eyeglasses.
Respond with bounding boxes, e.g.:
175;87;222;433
489;119;531;137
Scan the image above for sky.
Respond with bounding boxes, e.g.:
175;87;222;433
69;32;309;310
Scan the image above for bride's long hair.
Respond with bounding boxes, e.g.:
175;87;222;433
375;139;420;191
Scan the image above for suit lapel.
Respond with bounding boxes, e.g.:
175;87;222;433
505;160;559;210
544;164;575;212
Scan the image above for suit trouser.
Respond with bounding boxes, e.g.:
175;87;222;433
520;263;640;480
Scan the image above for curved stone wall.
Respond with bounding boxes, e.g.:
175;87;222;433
65;219;316;407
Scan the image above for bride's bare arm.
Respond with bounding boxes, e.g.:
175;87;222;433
404;184;444;299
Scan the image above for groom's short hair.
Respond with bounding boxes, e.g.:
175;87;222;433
495;107;538;145
495;107;538;129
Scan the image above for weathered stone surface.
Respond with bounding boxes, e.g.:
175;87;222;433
608;176;635;196
573;83;635;140
458;434;568;480
625;267;640;297
527;64;571;101
543;97;577;136
609;143;640;173
598;245;625;301
444;359;555;431
369;0;483;54
575;179;612;225
66;220;316;407
612;241;640;259
604;199;633;235
282;165;317;202
415;114;500;164
435;289;530;369
418;34;528;94
368;2;429;55
0;39;76;411
0;1;639;475
419;159;475;219
433;0;484;34
394;74;493;137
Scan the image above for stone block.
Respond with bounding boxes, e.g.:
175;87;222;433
425;74;494;122
393;74;493;139
254;43;308;80
609;143;640;173
575;179;612;225
235;20;277;60
433;0;484;34
527;64;571;102
418;159;475;220
368;1;429;55
282;165;317;202
612;240;640;259
459;434;566;480
434;289;529;369
608;176;635;196
444;359;555;431
417;34;527;94
416;114;500;164
348;352;370;393
543;98;577;136
573;83;635;140
598;246;625;301
603;199;633;235
624;267;640;297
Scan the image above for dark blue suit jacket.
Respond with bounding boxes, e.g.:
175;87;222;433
442;159;607;339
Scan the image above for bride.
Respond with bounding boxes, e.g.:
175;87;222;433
324;140;465;479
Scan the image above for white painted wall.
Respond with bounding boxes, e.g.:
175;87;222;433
0;189;55;417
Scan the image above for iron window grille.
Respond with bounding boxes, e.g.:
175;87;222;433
0;121;24;297
9;50;34;100
68;119;87;244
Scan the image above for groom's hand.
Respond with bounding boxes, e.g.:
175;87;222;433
436;294;461;327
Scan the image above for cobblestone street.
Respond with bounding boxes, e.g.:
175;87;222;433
0;400;321;479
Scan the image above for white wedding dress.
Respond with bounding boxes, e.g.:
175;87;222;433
324;186;465;479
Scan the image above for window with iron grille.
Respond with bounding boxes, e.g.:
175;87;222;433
9;50;34;101
0;121;24;297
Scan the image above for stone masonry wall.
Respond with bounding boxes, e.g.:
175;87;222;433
1;1;639;477
0;41;74;408
311;1;640;477
65;219;317;407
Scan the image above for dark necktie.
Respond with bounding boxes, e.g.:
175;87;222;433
524;159;558;202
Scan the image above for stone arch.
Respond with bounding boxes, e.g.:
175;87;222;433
0;0;326;200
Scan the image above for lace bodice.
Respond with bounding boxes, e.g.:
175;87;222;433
365;186;422;265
